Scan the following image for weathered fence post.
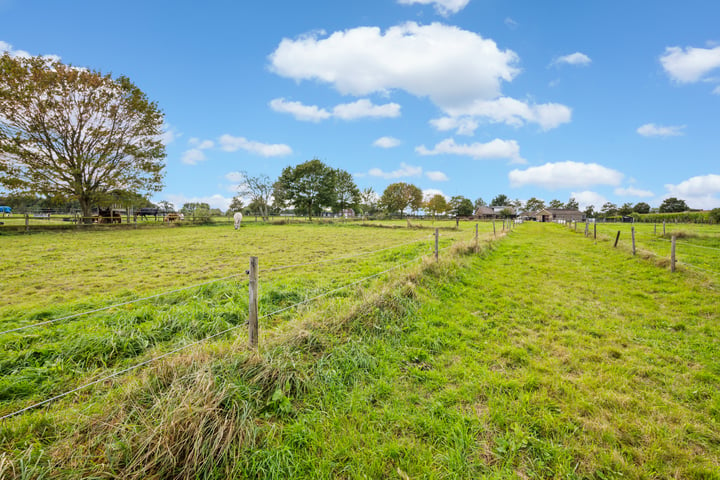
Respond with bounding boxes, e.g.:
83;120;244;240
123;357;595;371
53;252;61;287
585;222;589;237
25;213;29;232
663;220;666;236
631;226;636;255
614;230;621;247
654;222;657;235
248;256;259;348
456;217;459;228
493;220;496;236
670;236;676;272
434;228;439;262
475;223;479;247
594;222;597;240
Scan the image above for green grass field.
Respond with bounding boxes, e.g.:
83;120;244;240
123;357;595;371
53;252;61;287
1;221;718;478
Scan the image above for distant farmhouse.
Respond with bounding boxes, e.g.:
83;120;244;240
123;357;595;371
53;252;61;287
521;208;585;223
474;206;517;219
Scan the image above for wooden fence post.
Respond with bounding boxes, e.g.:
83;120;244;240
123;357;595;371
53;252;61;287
493;220;496;236
671;236;676;272
585;222;589;237
475;223;478;247
248;256;259;348
434;228;439;262
654;222;657;235
594;222;597;240
663;220;666;236
631;226;636;255
614;230;621;247
25;213;29;232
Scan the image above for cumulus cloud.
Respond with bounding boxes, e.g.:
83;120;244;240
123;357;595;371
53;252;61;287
373;136;402;148
614;186;654;198
181;149;207;165
664;174;720;209
660;45;720;83
218;134;292;157
443;97;572;131
426;171;449;181
552;52;592;67
429;116;479;136
422;188;447;200
570;191;608;211
332;99;401;120
269;22;519;111
416;138;525;164
188;138;215;149
160;124;180;146
269;98;331;122
636;123;685;137
397;0;471;16
509;161;623;189
270;97;400;121
367;162;423;179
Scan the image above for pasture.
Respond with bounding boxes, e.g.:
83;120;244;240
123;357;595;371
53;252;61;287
1;221;719;478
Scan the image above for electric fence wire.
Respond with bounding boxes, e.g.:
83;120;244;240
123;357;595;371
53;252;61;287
0;249;430;422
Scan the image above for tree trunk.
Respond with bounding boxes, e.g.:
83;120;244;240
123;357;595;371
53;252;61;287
79;196;93;224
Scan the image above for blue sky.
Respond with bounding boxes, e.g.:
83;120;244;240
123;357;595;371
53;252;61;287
2;0;719;211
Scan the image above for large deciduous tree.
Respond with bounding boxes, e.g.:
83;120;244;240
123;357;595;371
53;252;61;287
273;159;335;220
0;55;166;221
524;196;545;212
379;182;422;217
425;194;449;219
489;194;509;207
449;195;474;217
331;168;360;214
236;171;274;221
659;197;689;213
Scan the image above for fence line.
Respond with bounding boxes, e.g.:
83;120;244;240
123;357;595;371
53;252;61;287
261;234;434;274
1;235;441;337
0;275;250;337
0;248;432;422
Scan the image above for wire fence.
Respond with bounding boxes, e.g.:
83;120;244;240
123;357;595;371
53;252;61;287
0;226;486;422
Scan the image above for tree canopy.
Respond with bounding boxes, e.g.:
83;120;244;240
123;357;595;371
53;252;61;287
236;171;274;221
659;197;689;213
0;55;166;220
331;168;360;214
489;194;509;207
273;159;335;220
633;202;651;214
379;182;423;216
425;194;449;219
524;197;545;212
449;195;474;216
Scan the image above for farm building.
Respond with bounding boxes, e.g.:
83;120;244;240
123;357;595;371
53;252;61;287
526;208;585;222
474;205;517;219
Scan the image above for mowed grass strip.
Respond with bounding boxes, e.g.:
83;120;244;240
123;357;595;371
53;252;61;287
244;222;718;478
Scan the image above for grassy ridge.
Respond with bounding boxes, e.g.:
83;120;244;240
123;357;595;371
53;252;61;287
2;223;719;478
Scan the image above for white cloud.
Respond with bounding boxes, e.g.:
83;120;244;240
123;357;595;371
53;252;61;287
397;0;470;16
714;85;720;95
269;22;519;112
571;191;608;211
504;17;518;29
269;98;331;122
218;134;292;157
429;116;478;136
0;40;60;62
270;97;400;121
444;97;572;131
636;123;685;137
189;138;215;149
181;148;207;165
422;188;447;201
160;124;179;146
416;138;525;164
509;161;624;189
373;136;402;148
664;174;720;209
162;193;232;211
614;187;654;198
552;52;592;67
660;45;720;83
332;99;401;120
426;171;449;181
367;162;423;179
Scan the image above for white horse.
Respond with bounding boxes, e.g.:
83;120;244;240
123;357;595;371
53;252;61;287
233;212;243;229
